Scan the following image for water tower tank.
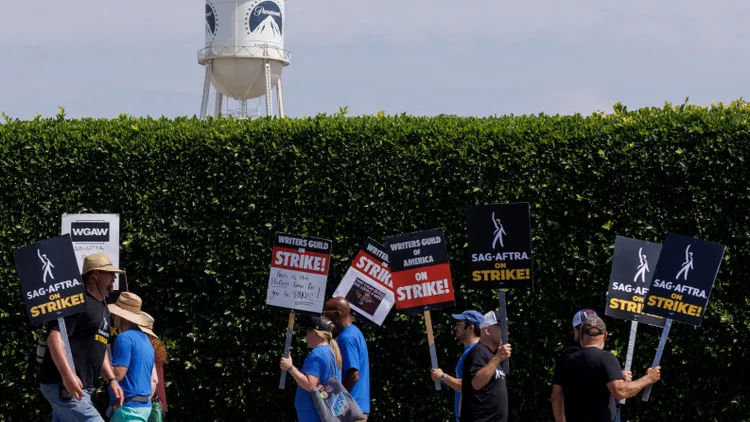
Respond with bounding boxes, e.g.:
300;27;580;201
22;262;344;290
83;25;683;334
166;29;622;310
199;0;290;102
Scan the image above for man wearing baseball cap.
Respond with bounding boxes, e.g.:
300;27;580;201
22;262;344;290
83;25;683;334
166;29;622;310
550;308;599;419
551;316;661;422
429;310;482;422
459;310;512;422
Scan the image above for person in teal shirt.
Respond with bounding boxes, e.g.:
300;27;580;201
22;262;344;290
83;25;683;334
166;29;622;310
280;316;343;422
431;310;482;422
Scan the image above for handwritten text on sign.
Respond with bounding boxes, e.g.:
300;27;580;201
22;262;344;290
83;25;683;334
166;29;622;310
266;232;332;315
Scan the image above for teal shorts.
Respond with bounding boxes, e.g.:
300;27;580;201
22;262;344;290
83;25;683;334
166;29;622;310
110;406;152;422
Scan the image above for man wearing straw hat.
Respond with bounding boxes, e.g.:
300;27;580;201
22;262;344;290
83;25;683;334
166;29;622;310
39;252;125;421
106;292;156;422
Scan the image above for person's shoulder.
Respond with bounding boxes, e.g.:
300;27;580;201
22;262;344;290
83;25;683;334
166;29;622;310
469;342;492;360
557;346;579;361
340;325;366;342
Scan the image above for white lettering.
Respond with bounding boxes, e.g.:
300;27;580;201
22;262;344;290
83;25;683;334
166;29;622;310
253;6;282;17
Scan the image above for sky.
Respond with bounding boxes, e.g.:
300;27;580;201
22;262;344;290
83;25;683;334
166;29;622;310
1;0;749;120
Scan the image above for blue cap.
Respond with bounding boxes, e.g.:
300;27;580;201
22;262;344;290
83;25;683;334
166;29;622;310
452;310;483;327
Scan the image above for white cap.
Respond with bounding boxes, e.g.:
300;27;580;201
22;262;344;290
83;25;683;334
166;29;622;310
480;311;502;328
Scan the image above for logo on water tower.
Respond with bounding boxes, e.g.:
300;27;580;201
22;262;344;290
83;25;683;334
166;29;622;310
205;1;218;37
246;1;283;37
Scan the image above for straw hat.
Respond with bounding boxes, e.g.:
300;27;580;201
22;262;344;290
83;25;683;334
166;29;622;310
108;292;150;326
82;252;125;275
139;311;158;338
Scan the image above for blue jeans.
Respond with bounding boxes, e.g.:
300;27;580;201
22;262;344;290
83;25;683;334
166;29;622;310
39;383;104;422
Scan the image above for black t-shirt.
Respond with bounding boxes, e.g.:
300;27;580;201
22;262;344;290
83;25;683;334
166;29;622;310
459;342;508;422
554;347;624;422
39;290;111;389
552;345;579;385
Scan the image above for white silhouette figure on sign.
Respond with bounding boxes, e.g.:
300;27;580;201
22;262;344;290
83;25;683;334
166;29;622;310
675;244;694;281
38;249;55;284
491;211;506;249
633;247;649;283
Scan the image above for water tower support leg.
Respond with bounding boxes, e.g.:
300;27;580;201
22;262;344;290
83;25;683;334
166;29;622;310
200;62;213;119
276;78;285;118
214;93;223;117
264;60;274;117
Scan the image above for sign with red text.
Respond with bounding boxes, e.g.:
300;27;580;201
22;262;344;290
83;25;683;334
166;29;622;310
384;228;455;312
642;233;726;327
333;238;395;326
266;232;332;315
13;235;88;326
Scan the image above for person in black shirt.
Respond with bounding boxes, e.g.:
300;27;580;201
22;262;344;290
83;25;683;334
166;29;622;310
460;310;512;422
39;252;125;421
551;316;661;422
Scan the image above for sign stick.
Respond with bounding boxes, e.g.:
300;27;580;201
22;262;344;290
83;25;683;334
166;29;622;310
642;318;672;401
57;317;76;374
615;320;639;422
279;311;295;389
424;310;441;391
498;289;509;374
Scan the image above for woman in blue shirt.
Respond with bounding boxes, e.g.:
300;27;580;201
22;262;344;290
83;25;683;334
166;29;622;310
280;316;343;422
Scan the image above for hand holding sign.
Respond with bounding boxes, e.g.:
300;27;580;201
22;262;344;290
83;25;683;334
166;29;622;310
640;233;725;401
267;232;333;389
385;228;455;391
13;234;88;393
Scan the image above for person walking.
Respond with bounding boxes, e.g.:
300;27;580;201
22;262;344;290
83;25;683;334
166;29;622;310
139;312;168;421
38;252;124;421
430;310;482;422
551;316;661;422
323;297;371;420
279;316;343;422
460;311;512;422
107;292;156;422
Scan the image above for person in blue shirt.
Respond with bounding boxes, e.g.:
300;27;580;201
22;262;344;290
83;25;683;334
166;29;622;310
107;292;156;422
324;297;370;420
280;315;343;422
430;310;482;422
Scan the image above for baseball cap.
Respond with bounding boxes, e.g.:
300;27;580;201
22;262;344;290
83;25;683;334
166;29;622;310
479;311;516;328
581;316;607;336
572;309;598;328
452;310;483;327
299;315;334;332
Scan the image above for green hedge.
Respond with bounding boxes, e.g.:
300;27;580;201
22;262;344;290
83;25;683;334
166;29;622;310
1;102;749;421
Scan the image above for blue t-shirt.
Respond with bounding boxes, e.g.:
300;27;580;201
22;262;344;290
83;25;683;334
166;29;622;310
110;329;155;408
337;325;370;413
455;342;477;422
294;345;342;422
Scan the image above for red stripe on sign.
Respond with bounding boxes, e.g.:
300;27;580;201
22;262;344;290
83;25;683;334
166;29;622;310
351;250;393;291
271;246;330;275
393;264;454;310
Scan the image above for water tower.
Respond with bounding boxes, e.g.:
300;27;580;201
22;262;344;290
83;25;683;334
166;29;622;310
198;0;290;119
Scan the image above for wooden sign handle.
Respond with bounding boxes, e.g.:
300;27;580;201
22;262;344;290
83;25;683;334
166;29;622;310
424;310;441;391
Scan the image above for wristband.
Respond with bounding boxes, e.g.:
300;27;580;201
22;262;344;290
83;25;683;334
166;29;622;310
108;377;117;384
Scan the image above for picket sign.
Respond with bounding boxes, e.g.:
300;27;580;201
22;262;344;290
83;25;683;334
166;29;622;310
264;232;333;390
384;228;456;392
